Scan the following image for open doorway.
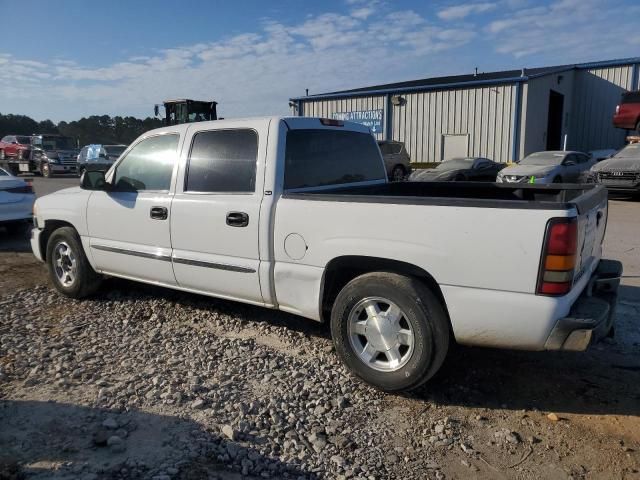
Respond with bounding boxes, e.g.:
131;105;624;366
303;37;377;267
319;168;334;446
546;90;564;150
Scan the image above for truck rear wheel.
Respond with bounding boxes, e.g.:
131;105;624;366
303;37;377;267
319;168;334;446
46;226;102;298
330;272;449;392
41;162;51;178
8;163;19;176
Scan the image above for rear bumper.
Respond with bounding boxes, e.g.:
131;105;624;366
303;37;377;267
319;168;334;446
544;259;622;351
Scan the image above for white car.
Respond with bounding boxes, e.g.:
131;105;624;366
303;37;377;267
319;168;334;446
30;117;621;392
0;167;35;228
497;151;594;184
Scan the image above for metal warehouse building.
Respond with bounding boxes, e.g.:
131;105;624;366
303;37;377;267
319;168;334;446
290;57;640;164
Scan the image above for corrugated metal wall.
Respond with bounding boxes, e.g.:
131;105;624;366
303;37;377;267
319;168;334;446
390;85;516;163
300;85;516;163
570;65;636;151
299;95;386;141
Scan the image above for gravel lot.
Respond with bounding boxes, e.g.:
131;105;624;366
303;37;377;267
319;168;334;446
1;179;639;479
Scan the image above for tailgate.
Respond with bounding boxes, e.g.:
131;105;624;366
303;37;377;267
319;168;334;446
572;189;608;287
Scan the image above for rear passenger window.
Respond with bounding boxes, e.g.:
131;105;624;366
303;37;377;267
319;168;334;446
186;129;258;193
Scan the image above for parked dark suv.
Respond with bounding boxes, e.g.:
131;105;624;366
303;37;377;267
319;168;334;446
612;90;640;133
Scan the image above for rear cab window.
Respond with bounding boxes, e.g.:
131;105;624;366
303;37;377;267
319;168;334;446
284;129;386;191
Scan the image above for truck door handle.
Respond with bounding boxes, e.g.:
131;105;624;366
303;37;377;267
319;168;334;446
150;206;168;220
226;211;249;227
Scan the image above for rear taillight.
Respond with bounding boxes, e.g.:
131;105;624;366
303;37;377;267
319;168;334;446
537;217;577;296
6;185;33;194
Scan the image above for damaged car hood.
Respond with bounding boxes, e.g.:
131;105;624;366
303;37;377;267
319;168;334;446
500;164;555;176
592;157;640;172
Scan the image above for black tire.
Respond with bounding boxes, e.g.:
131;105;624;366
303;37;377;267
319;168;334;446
330;272;450;392
41;162;52;178
635;120;640;136
391;165;405;182
46;226;102;298
8;163;19;176
552;176;562;183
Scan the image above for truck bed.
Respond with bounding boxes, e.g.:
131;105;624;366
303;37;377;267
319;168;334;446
284;182;607;214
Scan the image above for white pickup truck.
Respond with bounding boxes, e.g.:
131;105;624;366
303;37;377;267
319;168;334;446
31;117;622;391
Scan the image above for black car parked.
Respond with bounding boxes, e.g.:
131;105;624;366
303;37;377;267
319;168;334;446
409;157;505;182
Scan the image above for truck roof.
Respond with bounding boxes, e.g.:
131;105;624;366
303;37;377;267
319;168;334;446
137;116;373;139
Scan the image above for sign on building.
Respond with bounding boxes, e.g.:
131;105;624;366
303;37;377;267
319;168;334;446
332;109;384;134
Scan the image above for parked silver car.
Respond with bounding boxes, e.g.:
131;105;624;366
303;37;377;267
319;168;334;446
377;141;411;181
497;151;593;184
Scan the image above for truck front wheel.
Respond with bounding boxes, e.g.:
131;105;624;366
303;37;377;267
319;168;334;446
330;272;449;392
46;226;102;298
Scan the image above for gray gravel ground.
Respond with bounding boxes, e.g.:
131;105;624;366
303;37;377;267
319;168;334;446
0;180;639;479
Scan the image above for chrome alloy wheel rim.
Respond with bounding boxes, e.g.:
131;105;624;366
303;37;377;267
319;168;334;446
347;297;415;372
53;241;77;287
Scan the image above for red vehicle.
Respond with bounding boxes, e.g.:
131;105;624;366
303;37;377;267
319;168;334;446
613;91;640;133
0;135;33;174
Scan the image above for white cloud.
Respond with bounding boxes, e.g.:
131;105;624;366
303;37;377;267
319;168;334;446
486;0;640;59
437;2;496;20
0;7;476;121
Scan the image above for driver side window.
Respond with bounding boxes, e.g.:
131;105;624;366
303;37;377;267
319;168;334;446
113;134;178;191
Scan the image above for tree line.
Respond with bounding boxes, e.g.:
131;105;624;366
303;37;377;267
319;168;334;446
0;112;163;146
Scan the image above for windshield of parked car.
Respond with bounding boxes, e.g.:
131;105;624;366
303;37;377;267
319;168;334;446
519;152;565;166
612;144;640;159
36;136;76;151
104;146;127;156
0;168;9;176
16;136;32;145
435;158;474;170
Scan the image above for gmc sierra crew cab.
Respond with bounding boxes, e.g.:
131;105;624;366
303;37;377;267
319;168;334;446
30;117;622;392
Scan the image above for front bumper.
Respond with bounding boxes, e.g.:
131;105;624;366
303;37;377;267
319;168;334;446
49;163;77;173
545;259;622;351
30;227;44;262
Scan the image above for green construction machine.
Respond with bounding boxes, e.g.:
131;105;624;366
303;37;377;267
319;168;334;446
154;99;218;126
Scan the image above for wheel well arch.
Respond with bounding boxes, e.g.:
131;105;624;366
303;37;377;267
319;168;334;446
39;220;76;261
320;255;450;324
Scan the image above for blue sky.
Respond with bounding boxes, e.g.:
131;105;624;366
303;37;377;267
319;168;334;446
1;0;639;121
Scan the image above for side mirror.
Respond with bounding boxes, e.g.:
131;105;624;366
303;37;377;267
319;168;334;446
80;170;109;191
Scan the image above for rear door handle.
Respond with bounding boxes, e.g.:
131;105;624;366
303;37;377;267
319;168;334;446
150;206;168;220
226;211;249;227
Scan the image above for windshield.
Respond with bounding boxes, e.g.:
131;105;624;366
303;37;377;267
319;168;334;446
519;152;565;166
33;136;76;150
612;144;640;159
36;136;76;151
0;167;9;176
104;146;127;156
436;158;474;170
16;136;32;145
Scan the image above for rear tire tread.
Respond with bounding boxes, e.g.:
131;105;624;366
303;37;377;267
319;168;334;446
330;272;449;392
